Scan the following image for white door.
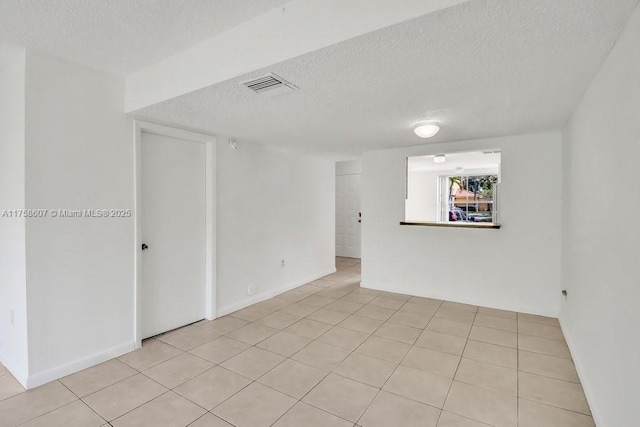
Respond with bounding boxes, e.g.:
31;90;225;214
336;174;361;258
141;131;206;339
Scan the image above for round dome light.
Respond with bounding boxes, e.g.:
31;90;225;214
413;123;440;138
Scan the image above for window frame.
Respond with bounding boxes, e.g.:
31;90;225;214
438;174;499;224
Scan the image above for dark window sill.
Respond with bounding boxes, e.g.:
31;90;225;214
400;221;501;229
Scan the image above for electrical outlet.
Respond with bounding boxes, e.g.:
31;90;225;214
247;284;255;296
281;258;285;268
10;309;14;324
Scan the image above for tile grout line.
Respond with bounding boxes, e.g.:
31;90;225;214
434;304;476;426
516;395;594;417
353;301;439;425
6;261;591;427
67;391;111;426
259;268;369;426
185;412;218;427
93;334;247;423
205;267;581;424
107;389;175;425
13;384;106;427
219;281;467;424
261;263;367;427
354;298;446;425
54;346;181;425
284;278;408;425
304;317;385;424
200;267;358;425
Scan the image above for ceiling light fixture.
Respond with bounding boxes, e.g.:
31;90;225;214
434;154;446;163
414;123;440;138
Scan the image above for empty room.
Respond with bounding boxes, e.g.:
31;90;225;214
0;0;638;426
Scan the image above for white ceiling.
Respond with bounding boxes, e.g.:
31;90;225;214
408;151;501;173
1;0;637;157
0;0;289;75
135;0;639;156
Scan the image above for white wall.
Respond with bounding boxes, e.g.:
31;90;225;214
362;132;563;316
336;160;362;176
216;139;335;315
24;52;134;386
1;49;335;388
0;50;29;384
561;4;640;426
405;169;439;222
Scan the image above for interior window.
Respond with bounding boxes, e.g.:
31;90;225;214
405;150;501;225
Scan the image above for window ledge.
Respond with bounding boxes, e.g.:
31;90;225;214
400;221;501;229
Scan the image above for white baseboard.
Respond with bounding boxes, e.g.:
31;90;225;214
25;341;136;389
559;316;602;427
0;348;28;388
217;268;337;317
360;280;559;318
12;268;337;389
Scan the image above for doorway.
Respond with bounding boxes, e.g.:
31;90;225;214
134;122;216;344
335;160;362;259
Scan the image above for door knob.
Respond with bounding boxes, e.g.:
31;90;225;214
141;243;149;251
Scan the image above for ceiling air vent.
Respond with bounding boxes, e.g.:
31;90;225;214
240;73;298;97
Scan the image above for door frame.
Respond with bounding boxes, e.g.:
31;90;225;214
133;120;216;347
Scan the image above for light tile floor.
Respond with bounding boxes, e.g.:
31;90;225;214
0;257;595;427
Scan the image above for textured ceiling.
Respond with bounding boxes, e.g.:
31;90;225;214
136;0;639;156
0;0;289;75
